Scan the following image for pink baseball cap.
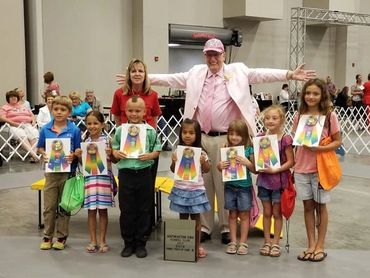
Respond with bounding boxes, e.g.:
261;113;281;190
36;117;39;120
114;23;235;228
203;38;224;53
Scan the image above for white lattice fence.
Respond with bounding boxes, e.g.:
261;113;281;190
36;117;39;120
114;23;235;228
1;106;369;162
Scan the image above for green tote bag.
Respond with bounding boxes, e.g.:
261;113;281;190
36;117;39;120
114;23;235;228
60;172;85;212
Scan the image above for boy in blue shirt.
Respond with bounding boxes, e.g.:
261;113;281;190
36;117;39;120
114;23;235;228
112;96;161;258
37;96;81;250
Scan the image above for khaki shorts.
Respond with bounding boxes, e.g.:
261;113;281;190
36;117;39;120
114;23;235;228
294;172;331;204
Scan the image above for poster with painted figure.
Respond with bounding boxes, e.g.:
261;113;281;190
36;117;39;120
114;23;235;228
120;124;147;158
220;146;246;182
81;142;108;176
174;146;202;183
293;115;325;146
45;138;71;173
253;134;281;171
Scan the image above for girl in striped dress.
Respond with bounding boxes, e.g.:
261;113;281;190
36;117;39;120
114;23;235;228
75;111;117;253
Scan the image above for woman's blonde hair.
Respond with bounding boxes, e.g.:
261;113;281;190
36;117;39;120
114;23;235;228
227;119;252;147
262;104;286;129
69;91;81;101
123;58;151;95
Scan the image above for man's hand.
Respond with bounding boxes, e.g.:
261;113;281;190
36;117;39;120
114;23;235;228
289;64;316;81
116;74;125;86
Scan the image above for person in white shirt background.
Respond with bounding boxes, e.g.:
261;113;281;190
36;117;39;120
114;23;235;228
279;83;290;112
249;85;260;116
36;91;57;128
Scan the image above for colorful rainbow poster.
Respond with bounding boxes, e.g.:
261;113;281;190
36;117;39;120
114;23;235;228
253;134;281;171
174;145;201;183
120;124;147;158
45;138;71;173
81;141;108;176
293;115;325;147
220;146;246;182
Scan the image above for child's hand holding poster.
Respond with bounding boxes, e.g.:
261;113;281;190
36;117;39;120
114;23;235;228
253;134;280;171
81;142;108;176
120;124;147;158
220;146;246;182
293;115;325;146
174;146;201;183
45;138;71;173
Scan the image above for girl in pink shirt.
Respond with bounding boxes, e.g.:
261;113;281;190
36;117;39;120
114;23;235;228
292;79;341;263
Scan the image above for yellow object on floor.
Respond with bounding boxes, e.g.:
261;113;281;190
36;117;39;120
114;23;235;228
254;214;283;237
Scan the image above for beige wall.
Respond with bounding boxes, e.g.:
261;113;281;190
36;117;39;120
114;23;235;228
224;1;300;100
0;0;26;106
303;0;359;13
42;0;132;107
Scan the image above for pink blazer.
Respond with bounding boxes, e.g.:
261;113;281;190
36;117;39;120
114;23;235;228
150;63;288;135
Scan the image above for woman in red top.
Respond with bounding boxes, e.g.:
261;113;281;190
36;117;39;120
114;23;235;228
111;58;161;128
363;73;370;126
111;58;162;230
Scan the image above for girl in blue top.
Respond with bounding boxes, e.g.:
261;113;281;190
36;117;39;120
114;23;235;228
217;119;256;255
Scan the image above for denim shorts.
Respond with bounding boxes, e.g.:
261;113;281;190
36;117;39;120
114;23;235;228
258;186;281;203
294;172;331;204
224;185;252;211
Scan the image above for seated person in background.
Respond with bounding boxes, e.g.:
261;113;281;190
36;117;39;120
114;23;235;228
37;91;58;128
69;91;92;119
17;88;31;110
279;83;290;112
85;90;103;113
43;71;60;96
0;89;40;162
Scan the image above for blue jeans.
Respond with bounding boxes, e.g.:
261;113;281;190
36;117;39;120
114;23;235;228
224;185;252;211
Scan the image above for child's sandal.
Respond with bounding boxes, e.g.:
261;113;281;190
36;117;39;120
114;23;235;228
237;243;248;255
260;243;271;256
270;245;281;257
226;242;237;254
85;243;99;253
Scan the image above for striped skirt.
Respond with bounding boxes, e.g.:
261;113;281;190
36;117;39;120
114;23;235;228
83;173;115;210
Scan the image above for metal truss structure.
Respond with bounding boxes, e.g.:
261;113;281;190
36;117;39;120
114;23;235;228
289;7;370;95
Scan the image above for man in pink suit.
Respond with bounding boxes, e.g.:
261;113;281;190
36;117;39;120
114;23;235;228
118;38;315;244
